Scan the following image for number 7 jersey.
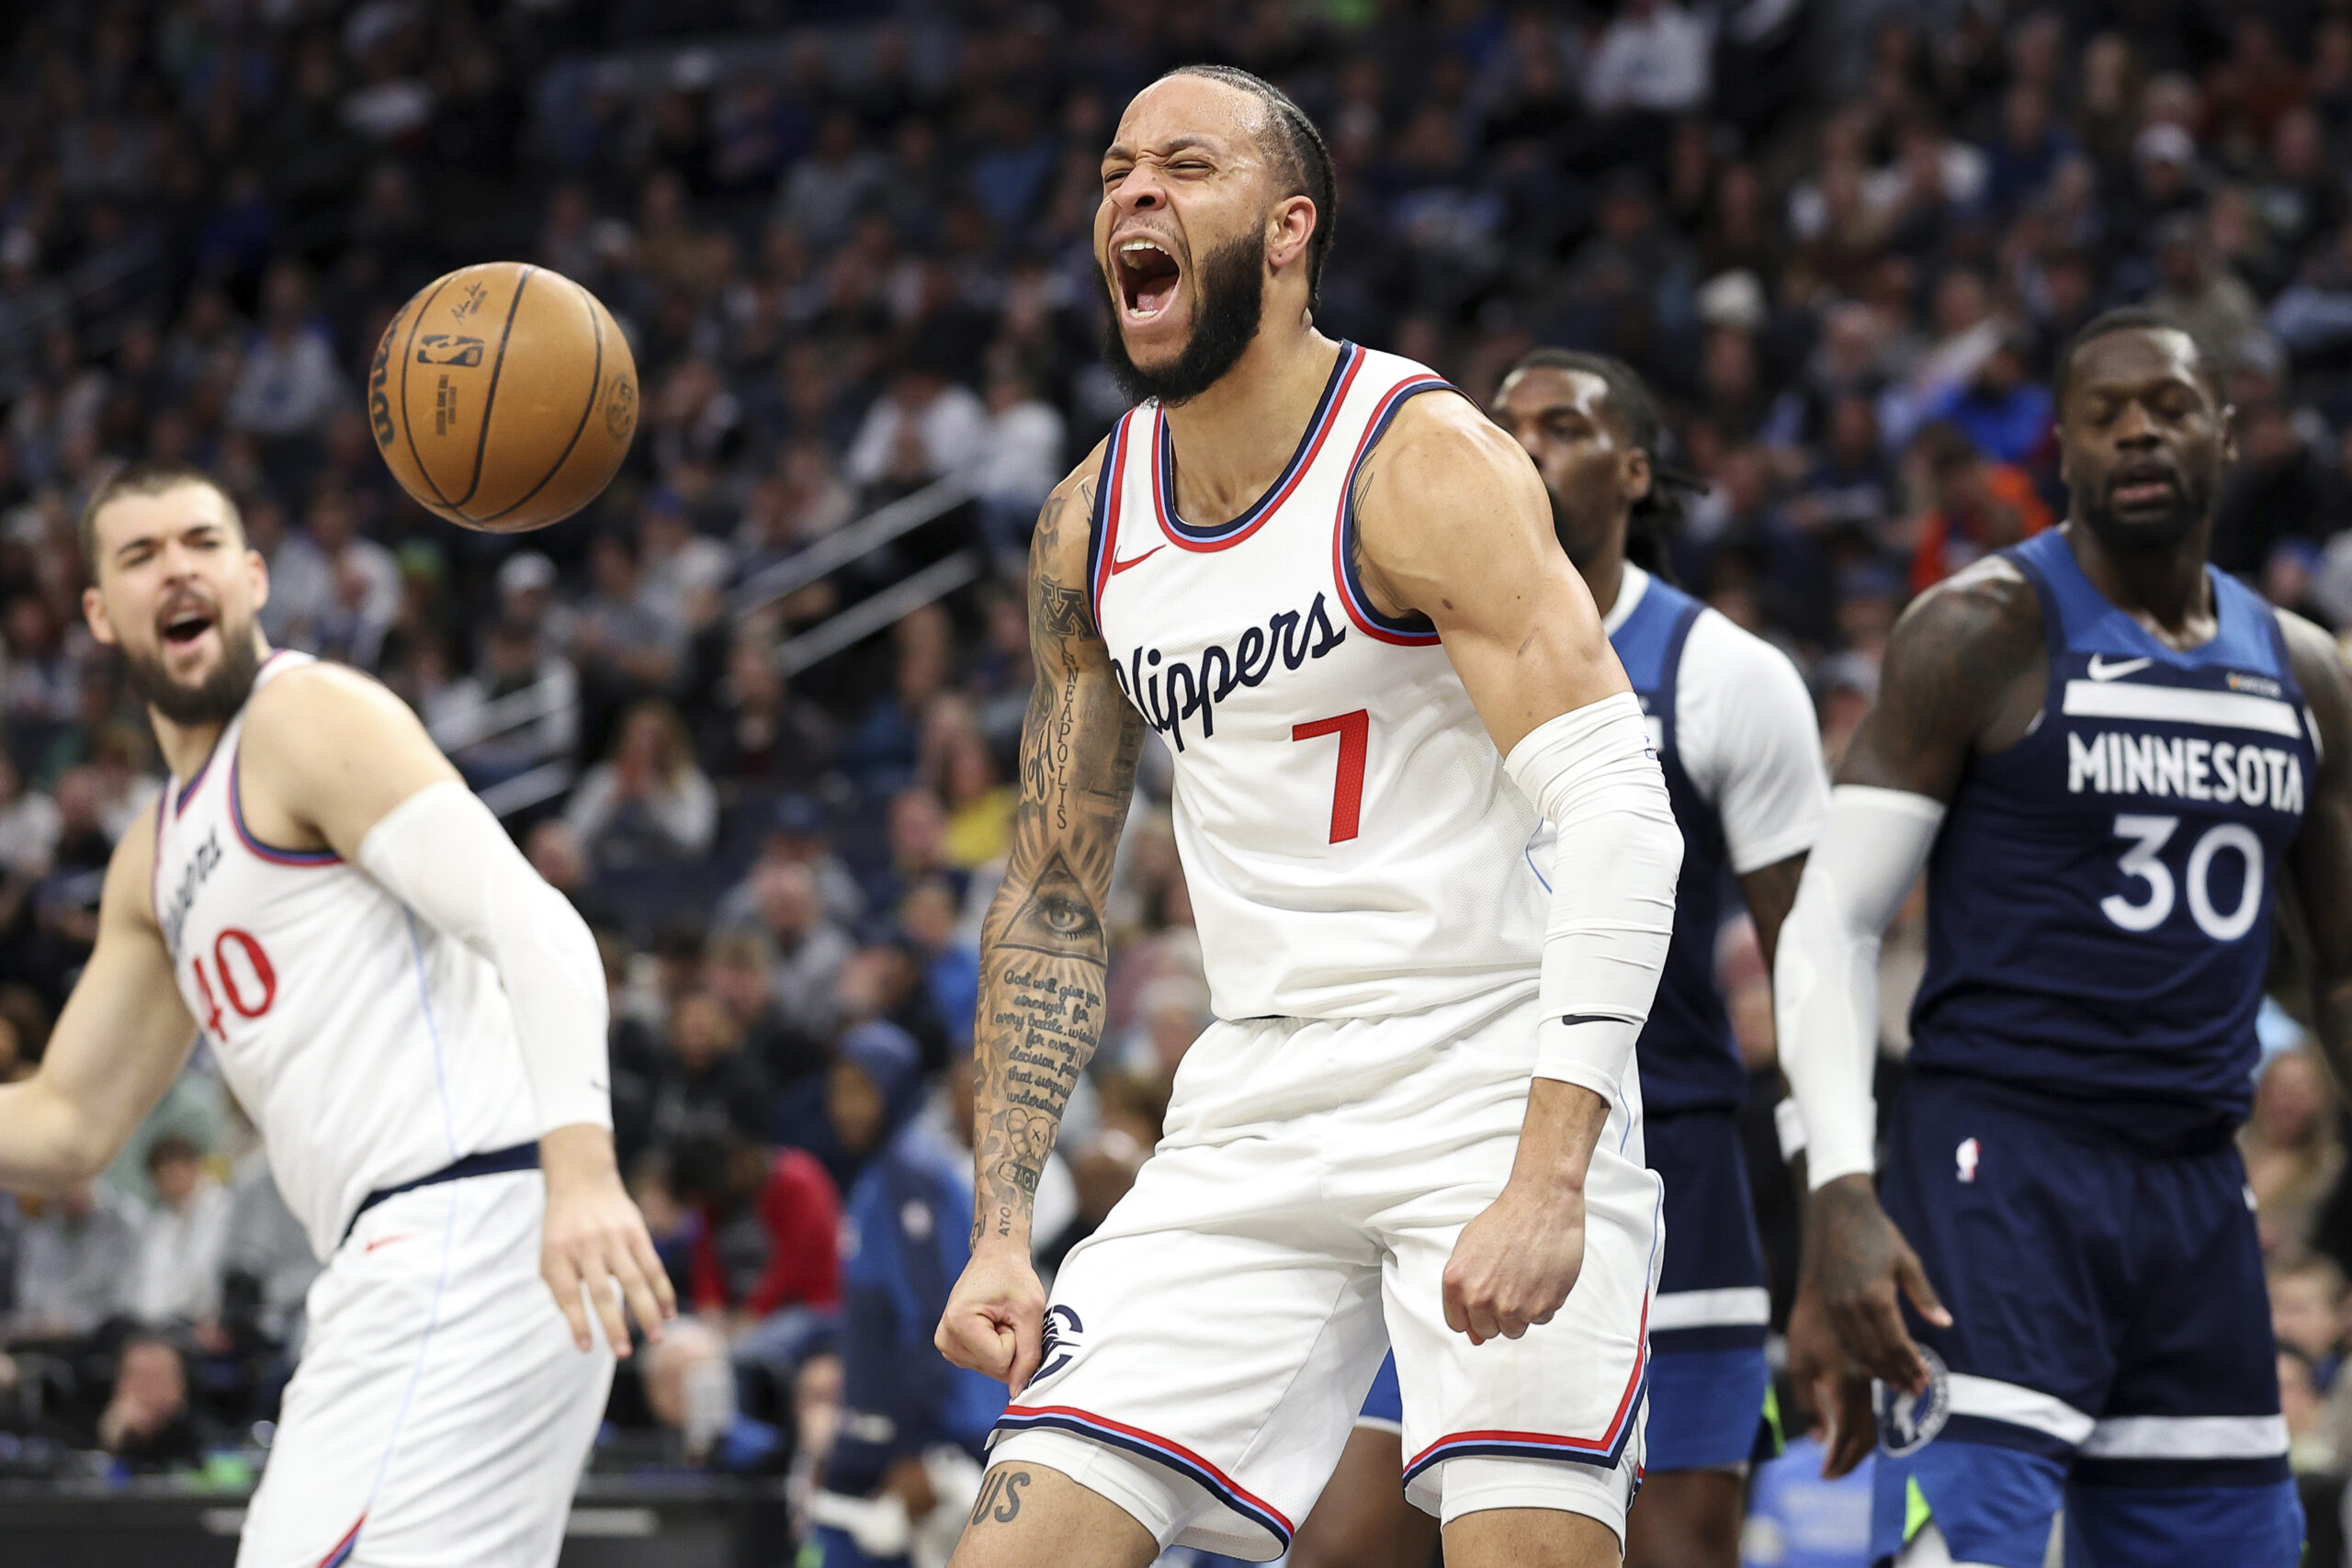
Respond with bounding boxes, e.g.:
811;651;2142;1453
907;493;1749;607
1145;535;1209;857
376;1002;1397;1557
1910;528;2318;1139
1086;344;1550;1021
149;650;538;1258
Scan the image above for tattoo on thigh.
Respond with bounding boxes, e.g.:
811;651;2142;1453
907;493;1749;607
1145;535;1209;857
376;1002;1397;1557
970;1467;1033;1526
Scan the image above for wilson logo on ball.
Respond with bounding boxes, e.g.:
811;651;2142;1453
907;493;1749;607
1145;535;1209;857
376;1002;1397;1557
415;334;485;367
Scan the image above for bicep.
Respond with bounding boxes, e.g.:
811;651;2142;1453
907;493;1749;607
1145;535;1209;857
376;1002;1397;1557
2288;635;2352;998
1739;853;1807;972
1834;577;2035;802
1363;411;1628;754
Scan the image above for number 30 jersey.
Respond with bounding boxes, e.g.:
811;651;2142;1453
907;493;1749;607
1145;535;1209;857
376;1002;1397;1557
1087;344;1551;1022
1910;528;2317;1142
149;650;538;1258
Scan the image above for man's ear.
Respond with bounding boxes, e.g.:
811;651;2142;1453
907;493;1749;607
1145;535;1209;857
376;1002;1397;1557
1267;194;1317;276
1623;446;1655;508
82;583;117;648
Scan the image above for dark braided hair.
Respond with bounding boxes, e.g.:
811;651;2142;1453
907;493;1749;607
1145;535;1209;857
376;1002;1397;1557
1505;349;1702;582
1161;65;1338;313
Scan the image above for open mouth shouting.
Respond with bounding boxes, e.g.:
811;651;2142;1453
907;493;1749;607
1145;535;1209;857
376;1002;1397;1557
1114;233;1183;324
156;592;219;661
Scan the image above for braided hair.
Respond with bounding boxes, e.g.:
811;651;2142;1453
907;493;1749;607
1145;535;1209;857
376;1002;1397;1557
1504;349;1702;583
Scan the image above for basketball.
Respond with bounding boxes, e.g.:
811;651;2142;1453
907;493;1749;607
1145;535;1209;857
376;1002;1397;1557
367;262;638;533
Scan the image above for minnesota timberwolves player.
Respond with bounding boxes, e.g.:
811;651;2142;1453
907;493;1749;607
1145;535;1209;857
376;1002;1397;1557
1291;353;1828;1568
1778;309;2352;1566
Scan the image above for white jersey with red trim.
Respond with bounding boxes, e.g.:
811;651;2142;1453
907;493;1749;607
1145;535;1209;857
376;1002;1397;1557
1087;343;1549;1021
150;650;537;1258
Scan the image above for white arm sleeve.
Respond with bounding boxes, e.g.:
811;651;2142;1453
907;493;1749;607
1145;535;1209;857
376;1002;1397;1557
1772;784;1944;1189
358;781;612;1135
1503;692;1685;1101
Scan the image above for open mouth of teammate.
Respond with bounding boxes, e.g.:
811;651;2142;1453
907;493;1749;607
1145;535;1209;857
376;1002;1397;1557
128;587;256;726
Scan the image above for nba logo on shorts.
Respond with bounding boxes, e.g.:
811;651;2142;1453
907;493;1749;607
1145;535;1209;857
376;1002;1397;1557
1956;1137;1981;1183
1036;1304;1084;1382
1876;1346;1951;1457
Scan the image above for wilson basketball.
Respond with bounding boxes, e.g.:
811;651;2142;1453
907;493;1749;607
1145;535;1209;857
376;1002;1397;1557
368;262;638;533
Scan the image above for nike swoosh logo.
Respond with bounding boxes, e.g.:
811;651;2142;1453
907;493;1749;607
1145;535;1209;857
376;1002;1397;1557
2086;655;2154;682
1108;545;1164;576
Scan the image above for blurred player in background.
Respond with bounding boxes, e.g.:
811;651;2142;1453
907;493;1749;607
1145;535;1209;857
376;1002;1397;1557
1779;310;2352;1567
0;460;675;1568
1291;352;1829;1568
933;67;1683;1568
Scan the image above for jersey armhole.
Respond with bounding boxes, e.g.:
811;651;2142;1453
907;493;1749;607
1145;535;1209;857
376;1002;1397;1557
1996;547;2065;757
1329;377;1458;646
1083;414;1131;636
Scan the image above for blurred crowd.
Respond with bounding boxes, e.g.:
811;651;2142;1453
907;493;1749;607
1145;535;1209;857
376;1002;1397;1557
10;0;2352;1558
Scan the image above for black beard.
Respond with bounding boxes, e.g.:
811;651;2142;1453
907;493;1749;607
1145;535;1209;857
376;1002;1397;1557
2076;471;2210;556
1100;232;1266;408
123;630;260;727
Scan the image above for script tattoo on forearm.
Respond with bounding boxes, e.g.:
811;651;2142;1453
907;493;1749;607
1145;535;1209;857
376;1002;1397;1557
971;476;1143;1246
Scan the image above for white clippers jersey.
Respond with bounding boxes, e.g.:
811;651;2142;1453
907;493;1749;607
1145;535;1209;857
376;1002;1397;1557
150;651;537;1258
1088;344;1549;1021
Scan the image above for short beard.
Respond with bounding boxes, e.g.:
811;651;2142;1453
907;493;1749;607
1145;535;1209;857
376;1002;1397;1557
1100;232;1266;408
123;631;261;728
2075;475;2209;557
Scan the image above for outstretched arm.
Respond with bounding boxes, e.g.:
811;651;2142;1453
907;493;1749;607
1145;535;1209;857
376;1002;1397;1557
1355;394;1680;1345
0;810;195;1190
238;664;674;1354
1775;558;2041;1472
939;451;1144;1392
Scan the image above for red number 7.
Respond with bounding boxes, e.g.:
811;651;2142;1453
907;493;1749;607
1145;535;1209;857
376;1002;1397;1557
1293;709;1369;843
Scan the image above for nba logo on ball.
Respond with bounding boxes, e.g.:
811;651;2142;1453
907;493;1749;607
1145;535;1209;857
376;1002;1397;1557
1877;1346;1951;1456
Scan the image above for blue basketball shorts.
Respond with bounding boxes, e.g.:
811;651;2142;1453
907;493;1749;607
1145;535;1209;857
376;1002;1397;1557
1867;1072;2301;1568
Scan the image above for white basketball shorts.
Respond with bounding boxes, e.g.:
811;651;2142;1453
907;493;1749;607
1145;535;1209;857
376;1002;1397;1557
989;987;1663;1562
236;1168;615;1568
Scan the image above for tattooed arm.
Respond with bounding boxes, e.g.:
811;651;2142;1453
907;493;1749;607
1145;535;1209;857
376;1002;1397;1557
936;447;1144;1393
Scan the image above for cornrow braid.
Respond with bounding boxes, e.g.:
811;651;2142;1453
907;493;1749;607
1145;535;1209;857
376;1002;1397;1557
1161;64;1337;314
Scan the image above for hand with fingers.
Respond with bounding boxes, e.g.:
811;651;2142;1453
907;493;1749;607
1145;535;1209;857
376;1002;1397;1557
1797;1173;1951;1472
936;1243;1047;1394
539;1123;678;1357
1785;1275;1880;1478
1442;1177;1588;1348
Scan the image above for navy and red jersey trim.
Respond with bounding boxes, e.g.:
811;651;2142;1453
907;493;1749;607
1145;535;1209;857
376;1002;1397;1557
993;1402;1296;1546
1086;411;1136;631
1331;374;1457;647
1149;343;1364;552
229;750;341;867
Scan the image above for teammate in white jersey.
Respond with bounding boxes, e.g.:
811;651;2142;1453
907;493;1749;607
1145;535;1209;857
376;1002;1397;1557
1290;354;1829;1568
932;68;1685;1568
0;460;675;1568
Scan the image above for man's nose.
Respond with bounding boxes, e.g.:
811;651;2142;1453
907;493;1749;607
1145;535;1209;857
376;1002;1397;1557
1109;163;1166;214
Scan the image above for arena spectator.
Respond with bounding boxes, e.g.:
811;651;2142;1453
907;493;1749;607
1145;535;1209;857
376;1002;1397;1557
96;1334;211;1472
565;700;718;873
129;1135;230;1329
8;1179;139;1343
646;987;773;1148
641;1314;789;1474
745;859;854;1038
2245;1046;2346;1260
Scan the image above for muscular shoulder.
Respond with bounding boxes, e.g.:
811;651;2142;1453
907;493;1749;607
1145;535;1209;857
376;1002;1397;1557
1029;438;1111;601
239;658;459;842
1840;554;2047;793
1352;391;1547;576
242;657;413;742
2277;605;2352;752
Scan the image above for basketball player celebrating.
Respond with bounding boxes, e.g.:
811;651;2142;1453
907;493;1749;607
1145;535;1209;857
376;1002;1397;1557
1292;352;1829;1568
0;461;675;1566
1778;310;2352;1566
933;68;1684;1568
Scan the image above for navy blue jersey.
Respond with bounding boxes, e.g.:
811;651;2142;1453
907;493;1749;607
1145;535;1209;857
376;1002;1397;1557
1909;528;2315;1142
1611;577;1744;1115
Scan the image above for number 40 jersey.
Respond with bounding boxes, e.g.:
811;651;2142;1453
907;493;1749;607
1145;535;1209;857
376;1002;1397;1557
149;650;538;1258
1910;528;2318;1143
1086;344;1552;1025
